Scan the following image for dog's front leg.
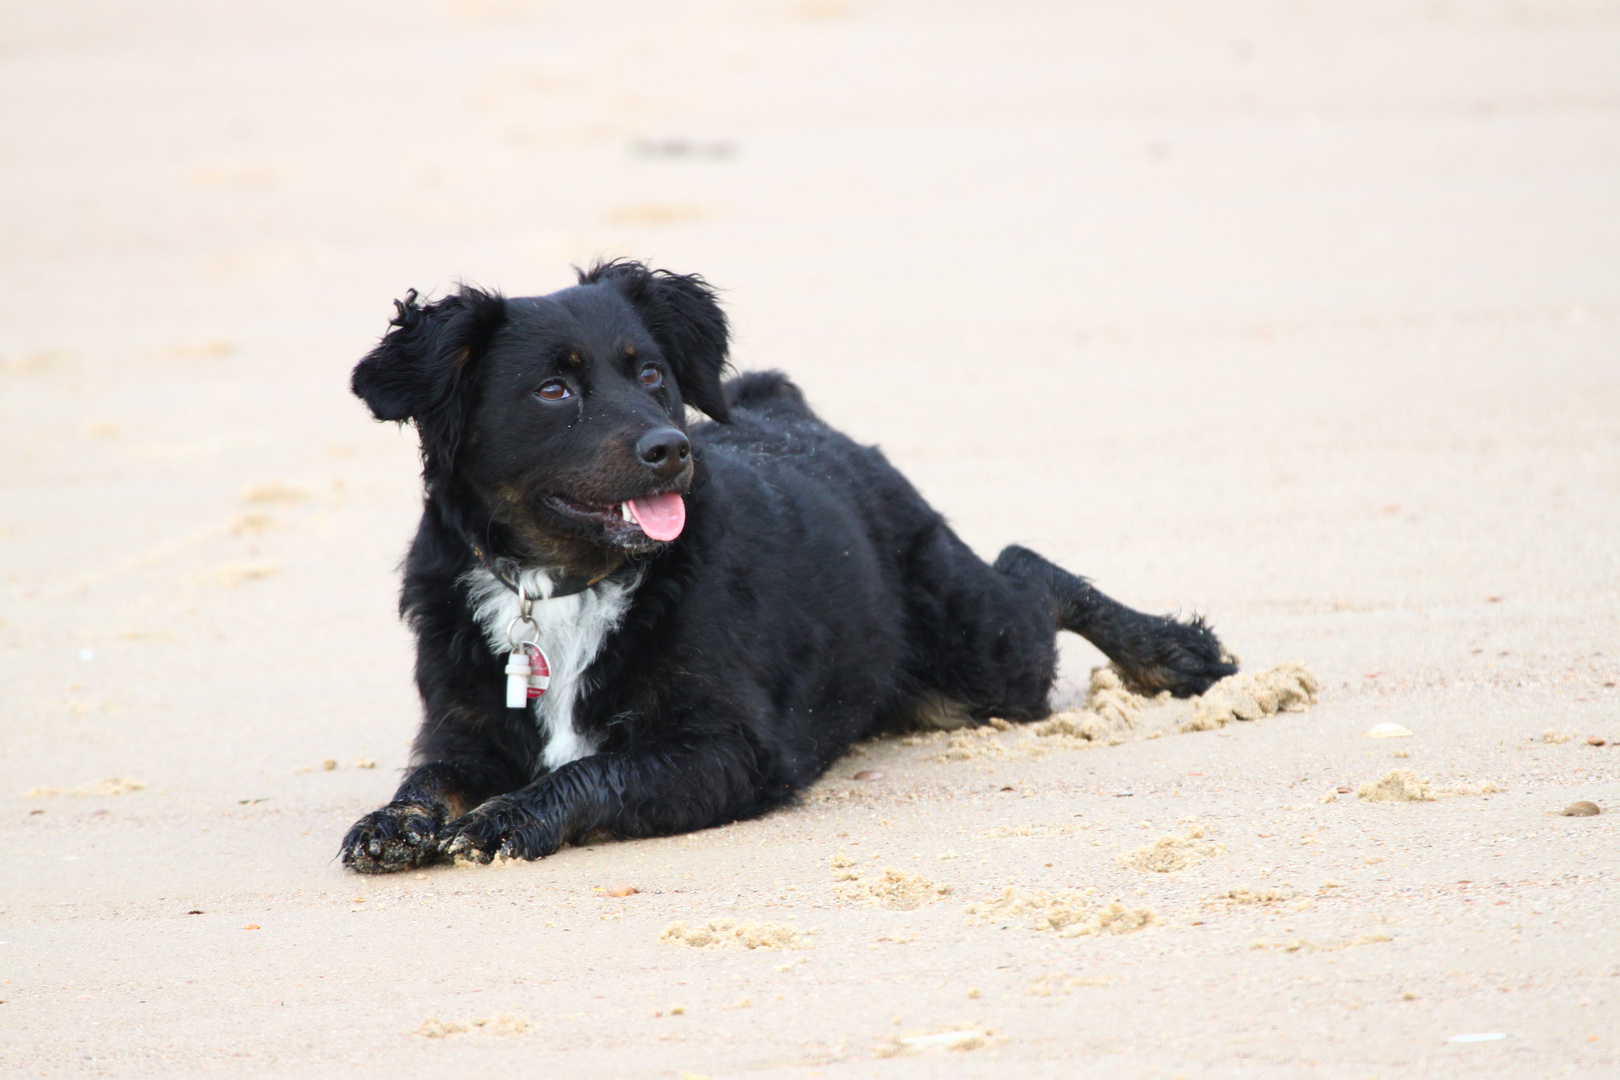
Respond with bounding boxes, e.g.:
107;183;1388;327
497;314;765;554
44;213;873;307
340;760;512;873
439;740;763;862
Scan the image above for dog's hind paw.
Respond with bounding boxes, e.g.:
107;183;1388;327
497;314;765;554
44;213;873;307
1113;615;1239;699
339;802;445;874
438;796;561;863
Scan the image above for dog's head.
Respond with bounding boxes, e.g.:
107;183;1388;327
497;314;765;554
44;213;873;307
352;260;731;570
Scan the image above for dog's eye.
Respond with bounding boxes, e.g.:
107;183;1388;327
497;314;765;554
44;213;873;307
535;380;572;401
638;364;664;389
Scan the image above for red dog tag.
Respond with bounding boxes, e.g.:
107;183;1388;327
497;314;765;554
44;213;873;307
526;644;551;699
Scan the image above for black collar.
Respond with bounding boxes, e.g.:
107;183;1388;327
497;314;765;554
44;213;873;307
463;535;622;601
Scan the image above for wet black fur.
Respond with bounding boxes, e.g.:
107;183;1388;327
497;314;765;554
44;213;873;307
340;262;1237;873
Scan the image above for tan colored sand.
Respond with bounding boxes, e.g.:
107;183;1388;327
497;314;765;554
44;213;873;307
936;662;1321;759
658;918;808;950
831;866;950;909
211;560;283;588
966;887;1161;938
24;777;147;798
1357;770;1505;802
1026;971;1110;996
413;1014;531;1038
1116;824;1225;872
1182;662;1320;732
1358;770;1438;802
1211;887;1284;906
931;724;1042;762
978;822;1077;839
1034;666;1149;744
1249;933;1393;954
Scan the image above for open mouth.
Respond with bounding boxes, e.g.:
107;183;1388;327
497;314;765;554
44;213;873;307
545;491;687;542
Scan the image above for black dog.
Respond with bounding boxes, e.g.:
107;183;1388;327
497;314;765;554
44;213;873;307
340;261;1236;873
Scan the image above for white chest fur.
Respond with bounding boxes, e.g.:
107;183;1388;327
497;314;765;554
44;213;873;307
464;566;643;774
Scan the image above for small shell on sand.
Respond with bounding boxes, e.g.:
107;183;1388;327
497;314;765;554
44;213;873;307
906;1030;986;1050
876;1028;997;1057
1365;723;1413;739
1561;801;1601;817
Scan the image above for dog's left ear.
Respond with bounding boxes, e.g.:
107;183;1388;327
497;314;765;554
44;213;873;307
582;261;732;423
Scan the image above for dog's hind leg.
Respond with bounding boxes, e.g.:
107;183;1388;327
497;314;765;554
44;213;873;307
993;544;1237;697
902;525;1065;723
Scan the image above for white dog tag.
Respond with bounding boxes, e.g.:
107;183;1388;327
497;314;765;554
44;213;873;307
504;650;532;708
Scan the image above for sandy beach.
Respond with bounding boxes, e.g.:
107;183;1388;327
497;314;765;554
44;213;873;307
2;2;1617;1076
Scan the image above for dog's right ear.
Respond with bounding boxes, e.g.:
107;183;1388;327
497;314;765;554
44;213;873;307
351;287;507;424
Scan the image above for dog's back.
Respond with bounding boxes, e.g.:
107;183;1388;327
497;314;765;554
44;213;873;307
722;369;819;422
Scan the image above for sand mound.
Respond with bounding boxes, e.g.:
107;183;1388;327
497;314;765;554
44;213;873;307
833;866;950;909
1182;663;1319;732
933;723;1043;761
1359;770;1435;801
659;918;808;950
966;886;1161;937
925;662;1319;761
1034;667;1148;745
413;1013;530;1037
1117;825;1225;872
1356;770;1504;802
25;777;147;797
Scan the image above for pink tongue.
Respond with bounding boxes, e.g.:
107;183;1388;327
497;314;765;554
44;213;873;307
626;493;686;541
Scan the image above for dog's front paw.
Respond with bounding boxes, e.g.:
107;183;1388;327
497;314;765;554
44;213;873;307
340;802;445;874
1116;615;1239;699
439;797;561;863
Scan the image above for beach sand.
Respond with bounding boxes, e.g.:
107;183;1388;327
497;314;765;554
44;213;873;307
2;2;1617;1076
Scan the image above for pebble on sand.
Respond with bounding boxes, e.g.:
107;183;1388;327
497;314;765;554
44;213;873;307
1365;723;1413;739
900;1030;988;1051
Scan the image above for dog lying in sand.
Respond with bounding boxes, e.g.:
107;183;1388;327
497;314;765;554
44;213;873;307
339;261;1236;873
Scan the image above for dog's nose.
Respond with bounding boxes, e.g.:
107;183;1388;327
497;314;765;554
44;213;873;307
635;427;691;478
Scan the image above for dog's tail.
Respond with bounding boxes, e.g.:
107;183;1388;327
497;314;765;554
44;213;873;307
723;370;819;422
